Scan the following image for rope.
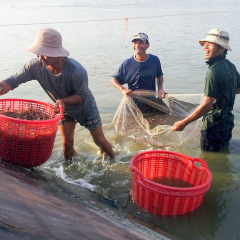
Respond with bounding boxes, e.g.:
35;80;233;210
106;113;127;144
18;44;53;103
125;18;128;48
0;9;238;27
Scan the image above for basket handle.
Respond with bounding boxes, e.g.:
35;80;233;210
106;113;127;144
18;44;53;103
131;167;146;184
58;106;64;117
54;105;64;119
192;157;208;169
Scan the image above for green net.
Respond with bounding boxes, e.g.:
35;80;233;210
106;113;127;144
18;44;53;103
112;90;203;147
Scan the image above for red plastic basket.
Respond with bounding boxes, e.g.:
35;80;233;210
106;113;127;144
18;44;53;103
130;150;212;216
0;99;63;168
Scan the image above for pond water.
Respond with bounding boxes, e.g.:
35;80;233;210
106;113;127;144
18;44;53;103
0;1;240;239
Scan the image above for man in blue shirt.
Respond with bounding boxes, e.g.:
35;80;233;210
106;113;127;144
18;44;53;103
110;33;165;99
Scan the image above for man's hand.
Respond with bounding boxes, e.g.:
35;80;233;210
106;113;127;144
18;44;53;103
171;96;215;132
54;99;65;114
110;78;132;97
122;88;133;97
171;120;187;131
157;89;165;99
0;81;12;95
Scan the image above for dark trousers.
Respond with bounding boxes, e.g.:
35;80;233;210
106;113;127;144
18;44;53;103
201;128;232;152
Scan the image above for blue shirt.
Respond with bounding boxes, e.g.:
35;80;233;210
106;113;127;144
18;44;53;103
112;54;163;91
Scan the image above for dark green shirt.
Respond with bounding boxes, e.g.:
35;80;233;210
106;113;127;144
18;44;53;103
202;55;240;131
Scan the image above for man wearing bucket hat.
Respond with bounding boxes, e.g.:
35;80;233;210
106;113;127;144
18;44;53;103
0;28;114;159
172;29;240;152
110;32;165;99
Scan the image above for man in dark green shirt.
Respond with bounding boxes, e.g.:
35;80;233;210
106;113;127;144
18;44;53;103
172;29;240;151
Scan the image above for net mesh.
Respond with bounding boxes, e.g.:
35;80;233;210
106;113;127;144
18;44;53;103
112;90;203;147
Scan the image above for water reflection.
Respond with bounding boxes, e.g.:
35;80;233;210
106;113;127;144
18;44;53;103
125;150;235;240
1;1;240;239
197;150;232;240
43;131;240;239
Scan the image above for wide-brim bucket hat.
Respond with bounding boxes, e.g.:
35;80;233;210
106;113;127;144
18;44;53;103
26;28;69;57
199;29;232;51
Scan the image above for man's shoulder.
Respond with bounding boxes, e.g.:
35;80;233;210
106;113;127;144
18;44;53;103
210;57;236;72
26;58;40;66
21;58;42;72
122;55;135;64
149;53;160;60
118;55;135;69
68;58;84;68
67;58;87;74
148;53;158;58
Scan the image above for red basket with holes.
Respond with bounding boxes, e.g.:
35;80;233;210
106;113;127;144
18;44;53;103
0;99;63;168
130;150;212;216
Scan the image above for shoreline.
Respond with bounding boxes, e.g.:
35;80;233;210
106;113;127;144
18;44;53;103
0;161;178;240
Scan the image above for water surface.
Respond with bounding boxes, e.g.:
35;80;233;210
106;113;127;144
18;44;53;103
0;1;240;239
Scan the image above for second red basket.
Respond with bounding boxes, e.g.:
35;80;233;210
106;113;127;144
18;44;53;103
130;150;212;216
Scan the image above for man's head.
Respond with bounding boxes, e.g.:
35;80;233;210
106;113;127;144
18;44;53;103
26;28;69;57
131;33;149;56
132;33;149;44
199;29;231;59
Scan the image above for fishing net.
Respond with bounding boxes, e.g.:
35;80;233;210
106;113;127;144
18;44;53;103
112;90;203;147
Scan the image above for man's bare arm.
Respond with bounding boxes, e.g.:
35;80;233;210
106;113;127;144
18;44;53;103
110;78;132;96
171;96;215;131
156;75;165;99
0;81;12;95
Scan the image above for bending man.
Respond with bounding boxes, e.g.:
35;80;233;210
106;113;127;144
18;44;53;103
0;28;114;159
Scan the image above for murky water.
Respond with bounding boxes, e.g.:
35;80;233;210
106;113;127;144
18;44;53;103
150;177;193;188
0;1;240;239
